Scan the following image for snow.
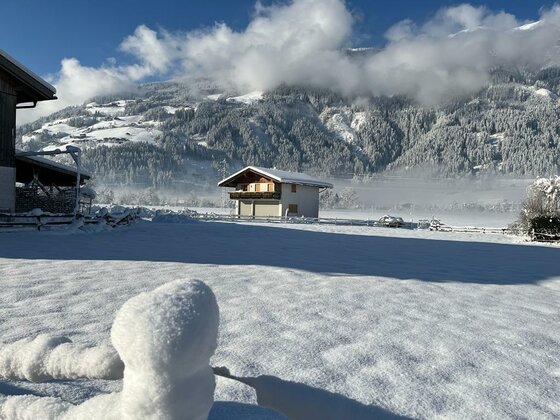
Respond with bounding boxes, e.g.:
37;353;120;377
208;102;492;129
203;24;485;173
163;106;179;114
227;373;400;420
226;91;263;105
85;101;131;116
351;111;368;131
86;107;125;116
531;87;560;105
0;279;219;420
534;88;554;98
88;116;143;131
41;121;75;135
206;91;263;104
346;47;376;53
487;132;505;143
528;176;560;212
15;152;90;178
112;279;219;420
182;207;518;229
86;126;162;145
21;112;162;150
41;142;81;151
448;26;487;38
219;166;333;188
515;21;542;31
208;402;286;419
0;220;558;418
319;108;368;151
0;395;73;420
0;335;122;382
319;107;357;144
207;94;223;101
